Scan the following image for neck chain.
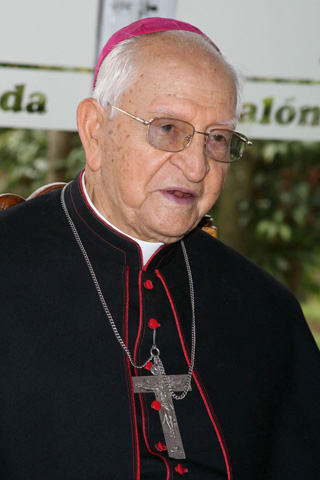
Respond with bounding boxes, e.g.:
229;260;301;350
60;184;196;400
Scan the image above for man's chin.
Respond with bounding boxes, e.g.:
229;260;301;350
131;210;202;243
151;223;199;244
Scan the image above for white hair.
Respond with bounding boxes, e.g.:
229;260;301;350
92;30;244;119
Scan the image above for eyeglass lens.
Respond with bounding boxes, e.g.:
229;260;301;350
147;117;246;163
148;118;193;152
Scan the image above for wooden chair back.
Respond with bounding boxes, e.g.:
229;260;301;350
0;183;66;210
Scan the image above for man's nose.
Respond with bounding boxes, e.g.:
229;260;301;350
169;134;209;182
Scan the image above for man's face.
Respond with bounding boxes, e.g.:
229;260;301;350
91;40;237;243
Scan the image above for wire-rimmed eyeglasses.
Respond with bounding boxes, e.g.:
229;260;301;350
107;103;252;163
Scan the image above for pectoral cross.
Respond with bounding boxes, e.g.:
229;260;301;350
132;367;191;459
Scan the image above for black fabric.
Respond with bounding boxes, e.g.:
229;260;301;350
0;174;319;479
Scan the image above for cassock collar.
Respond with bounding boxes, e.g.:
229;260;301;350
81;172;163;266
63;173;179;271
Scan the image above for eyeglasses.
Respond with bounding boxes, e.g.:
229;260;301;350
107;103;252;163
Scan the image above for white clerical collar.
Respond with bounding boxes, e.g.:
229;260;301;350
81;173;163;265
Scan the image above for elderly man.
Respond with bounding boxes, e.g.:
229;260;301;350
0;17;319;480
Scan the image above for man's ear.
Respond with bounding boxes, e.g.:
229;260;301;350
77;98;104;172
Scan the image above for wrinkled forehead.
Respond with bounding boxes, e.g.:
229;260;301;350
132;33;226;78
131;35;234;93
119;40;237;122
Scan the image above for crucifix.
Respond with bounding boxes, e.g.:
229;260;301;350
132;366;192;459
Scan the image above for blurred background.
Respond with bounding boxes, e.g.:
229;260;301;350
0;0;319;344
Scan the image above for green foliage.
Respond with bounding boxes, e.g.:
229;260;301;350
0;128;48;197
301;296;320;349
302;296;320;324
63;142;86;179
0;128;85;198
239;140;320;296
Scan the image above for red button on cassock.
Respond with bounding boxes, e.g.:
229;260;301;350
175;464;188;475
155;441;167;452
144;279;154;290
148;318;160;329
151;400;161;411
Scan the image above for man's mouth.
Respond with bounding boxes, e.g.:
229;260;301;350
167;190;193;198
160;188;197;205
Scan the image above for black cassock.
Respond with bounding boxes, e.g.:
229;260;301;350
0;173;319;479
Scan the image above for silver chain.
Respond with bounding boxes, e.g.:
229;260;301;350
60;184;196;400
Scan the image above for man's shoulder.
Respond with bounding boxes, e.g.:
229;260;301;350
185;227;297;305
185;226;253;269
0;188;65;255
0;187;62;226
183;228;313;349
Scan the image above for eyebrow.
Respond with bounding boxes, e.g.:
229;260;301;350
214;118;237;129
152;107;237;130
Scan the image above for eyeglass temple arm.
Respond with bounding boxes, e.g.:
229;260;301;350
107;103;149;125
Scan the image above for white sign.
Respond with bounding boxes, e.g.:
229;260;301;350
176;0;320;81
0;0;99;131
240;81;320;141
0;0;99;69
0;0;319;140
0;68;93;131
